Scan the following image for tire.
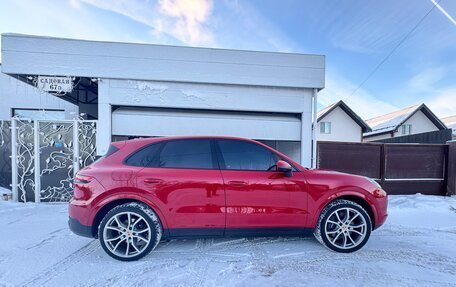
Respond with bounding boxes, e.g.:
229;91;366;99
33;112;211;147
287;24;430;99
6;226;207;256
314;199;372;253
98;202;162;261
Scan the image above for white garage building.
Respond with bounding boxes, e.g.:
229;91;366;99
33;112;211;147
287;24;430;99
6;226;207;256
1;34;325;167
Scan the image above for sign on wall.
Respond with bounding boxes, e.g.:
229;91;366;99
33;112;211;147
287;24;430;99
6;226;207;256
36;76;73;93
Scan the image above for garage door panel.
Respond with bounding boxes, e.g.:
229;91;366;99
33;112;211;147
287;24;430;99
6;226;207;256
112;108;301;141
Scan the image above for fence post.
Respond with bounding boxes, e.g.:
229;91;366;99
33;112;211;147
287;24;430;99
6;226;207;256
73;120;80;176
10;119;18;201
33;121;40;203
380;144;386;188
447;141;456;196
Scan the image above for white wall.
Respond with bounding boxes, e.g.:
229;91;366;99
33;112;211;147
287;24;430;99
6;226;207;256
0;72;78;120
363;133;391;142
107;79;311;114
393;110;439;137
317;106;362;142
2;34;325;89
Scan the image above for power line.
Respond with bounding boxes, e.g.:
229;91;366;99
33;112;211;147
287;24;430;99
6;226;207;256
345;0;442;100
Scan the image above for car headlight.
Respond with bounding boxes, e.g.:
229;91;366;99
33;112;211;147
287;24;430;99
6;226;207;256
365;177;387;197
365;177;382;189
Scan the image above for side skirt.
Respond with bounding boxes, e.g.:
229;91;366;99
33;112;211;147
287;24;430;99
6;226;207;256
163;227;314;239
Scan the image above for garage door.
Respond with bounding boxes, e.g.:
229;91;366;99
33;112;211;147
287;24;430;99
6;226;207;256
112;107;301;141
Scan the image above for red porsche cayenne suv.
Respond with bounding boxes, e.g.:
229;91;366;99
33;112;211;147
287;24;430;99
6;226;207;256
69;136;387;261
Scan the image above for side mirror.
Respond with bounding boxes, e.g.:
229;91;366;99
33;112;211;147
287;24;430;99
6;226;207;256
277;160;293;177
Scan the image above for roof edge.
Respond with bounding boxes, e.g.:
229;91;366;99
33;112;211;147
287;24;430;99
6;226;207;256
318;100;371;133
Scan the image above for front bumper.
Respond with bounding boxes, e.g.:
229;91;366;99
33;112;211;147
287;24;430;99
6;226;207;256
68;216;93;238
373;194;388;229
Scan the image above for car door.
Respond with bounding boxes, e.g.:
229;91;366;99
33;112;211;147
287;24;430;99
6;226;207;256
134;139;225;237
216;139;308;235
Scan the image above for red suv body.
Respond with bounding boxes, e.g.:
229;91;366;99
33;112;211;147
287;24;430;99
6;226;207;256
69;136;387;261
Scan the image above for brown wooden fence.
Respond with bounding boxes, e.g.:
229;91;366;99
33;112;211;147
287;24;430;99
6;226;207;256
317;141;456;196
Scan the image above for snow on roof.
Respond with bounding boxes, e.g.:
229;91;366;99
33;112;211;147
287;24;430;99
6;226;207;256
364;104;420;137
441;115;456;136
317;102;337;119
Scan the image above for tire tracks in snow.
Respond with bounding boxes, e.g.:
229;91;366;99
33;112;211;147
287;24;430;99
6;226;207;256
25;228;67;251
376;225;456;238
29;234;456;287
21;240;98;287
270;248;456;286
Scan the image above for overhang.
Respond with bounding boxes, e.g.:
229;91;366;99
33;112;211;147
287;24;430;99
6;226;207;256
1;33;325;89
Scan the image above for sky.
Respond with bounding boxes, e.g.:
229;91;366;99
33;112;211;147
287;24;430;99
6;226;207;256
0;0;455;119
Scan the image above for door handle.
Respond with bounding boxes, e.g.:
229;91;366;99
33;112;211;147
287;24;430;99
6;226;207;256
144;178;163;184
227;180;248;187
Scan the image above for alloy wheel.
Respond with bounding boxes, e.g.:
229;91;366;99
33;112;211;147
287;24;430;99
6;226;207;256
103;211;152;258
324;207;367;250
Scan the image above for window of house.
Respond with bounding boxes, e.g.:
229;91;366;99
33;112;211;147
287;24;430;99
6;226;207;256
402;124;412;135
320;122;331;134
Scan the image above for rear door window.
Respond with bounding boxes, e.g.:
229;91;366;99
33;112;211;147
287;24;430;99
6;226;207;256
217;139;278;171
157;139;215;169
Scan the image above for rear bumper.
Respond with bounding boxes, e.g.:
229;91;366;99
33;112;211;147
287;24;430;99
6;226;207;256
68;216;93;238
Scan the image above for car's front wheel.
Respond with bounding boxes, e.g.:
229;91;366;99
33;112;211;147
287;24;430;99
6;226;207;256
314;199;372;253
98;202;162;261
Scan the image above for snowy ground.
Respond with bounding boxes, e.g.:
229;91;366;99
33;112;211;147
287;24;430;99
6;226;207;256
0;193;456;287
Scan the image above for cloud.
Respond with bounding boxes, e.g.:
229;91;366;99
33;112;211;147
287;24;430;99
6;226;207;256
427;88;456;117
405;67;456;118
323;0;423;54
408;67;446;92
319;73;398;120
80;0;215;46
218;0;298;52
157;0;214;45
69;0;81;8
0;0;123;44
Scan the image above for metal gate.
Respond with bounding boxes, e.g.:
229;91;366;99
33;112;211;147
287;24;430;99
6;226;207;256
0;120;12;190
9;118;97;202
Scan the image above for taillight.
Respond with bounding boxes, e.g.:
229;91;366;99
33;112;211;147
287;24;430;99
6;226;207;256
74;174;94;185
73;174;94;200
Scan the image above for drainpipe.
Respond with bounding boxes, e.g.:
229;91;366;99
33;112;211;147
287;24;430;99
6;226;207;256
312;88;318;168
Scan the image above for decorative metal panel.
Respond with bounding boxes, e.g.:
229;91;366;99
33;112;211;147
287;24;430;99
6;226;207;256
8;118;97;203
16;119;35;202
39;121;74;202
78;121;97;167
0;120;12;190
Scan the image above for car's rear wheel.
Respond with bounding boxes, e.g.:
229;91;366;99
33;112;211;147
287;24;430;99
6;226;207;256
98;202;162;261
314;199;371;253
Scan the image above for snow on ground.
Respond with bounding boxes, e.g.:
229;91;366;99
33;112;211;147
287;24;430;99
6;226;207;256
0;194;456;287
0;187;11;196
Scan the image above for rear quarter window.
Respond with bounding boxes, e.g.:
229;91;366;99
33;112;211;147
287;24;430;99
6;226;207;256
124;143;163;167
105;144;120;157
